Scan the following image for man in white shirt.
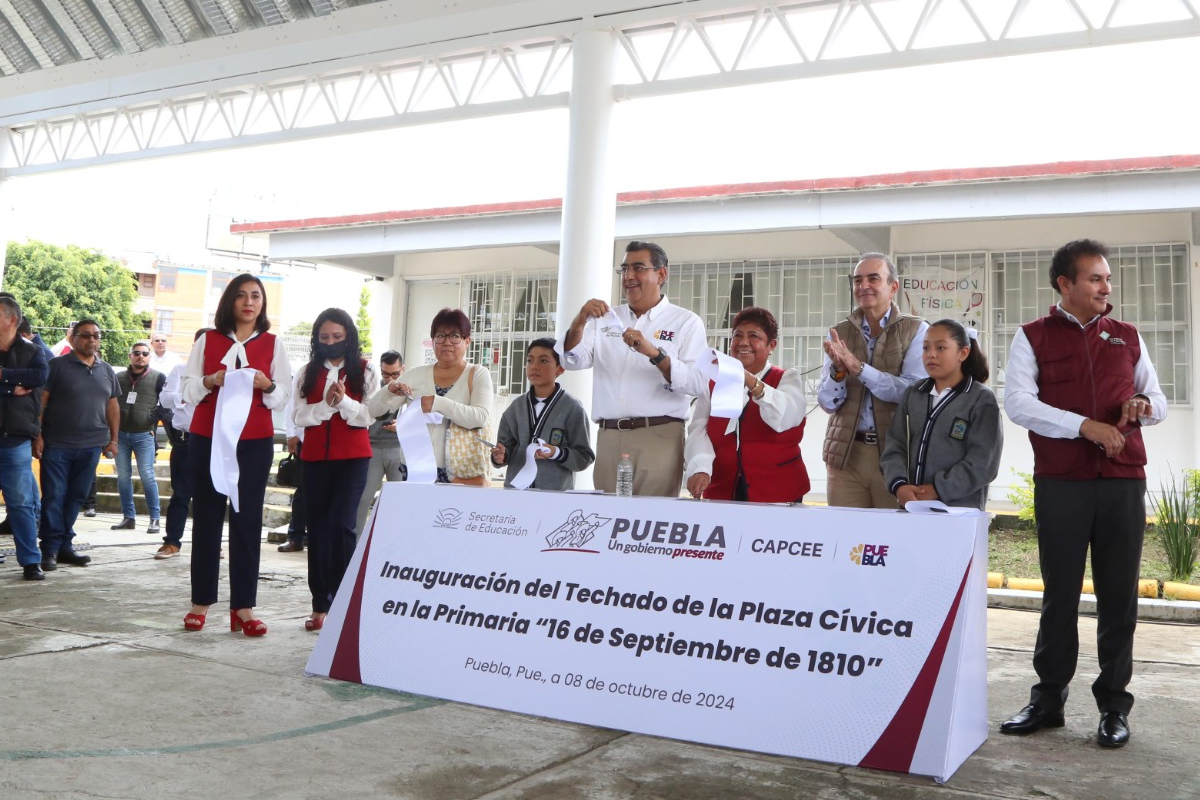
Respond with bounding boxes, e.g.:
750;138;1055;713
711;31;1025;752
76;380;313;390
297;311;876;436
562;241;708;497
149;332;182;375
999;239;1166;749
818;254;928;508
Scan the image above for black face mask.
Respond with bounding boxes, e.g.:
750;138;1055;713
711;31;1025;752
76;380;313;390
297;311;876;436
316;342;348;361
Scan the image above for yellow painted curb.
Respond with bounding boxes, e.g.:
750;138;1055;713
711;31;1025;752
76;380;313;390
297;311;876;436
1138;579;1159;598
1163;582;1200;601
1082;579;1095;595
986;573;1004;589
1007;577;1044;592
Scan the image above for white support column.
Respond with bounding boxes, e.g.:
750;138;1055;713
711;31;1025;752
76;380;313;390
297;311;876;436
555;29;617;489
0;129;11;288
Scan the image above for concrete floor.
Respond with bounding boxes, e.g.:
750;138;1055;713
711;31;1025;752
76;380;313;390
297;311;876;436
3;509;1199;800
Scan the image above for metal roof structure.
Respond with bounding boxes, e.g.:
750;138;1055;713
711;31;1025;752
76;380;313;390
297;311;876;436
3;0;1200;176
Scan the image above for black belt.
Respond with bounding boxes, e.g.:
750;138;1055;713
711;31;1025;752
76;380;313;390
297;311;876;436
854;430;879;444
598;416;682;431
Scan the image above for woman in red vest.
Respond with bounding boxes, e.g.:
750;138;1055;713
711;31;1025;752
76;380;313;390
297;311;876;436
181;274;291;636
685;307;810;503
293;308;378;631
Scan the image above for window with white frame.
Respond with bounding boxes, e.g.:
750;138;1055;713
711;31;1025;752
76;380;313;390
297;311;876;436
462;271;558;397
663;257;858;393
991;243;1189;404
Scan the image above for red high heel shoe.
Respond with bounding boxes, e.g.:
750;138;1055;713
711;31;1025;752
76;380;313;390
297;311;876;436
305;614;325;632
183;612;206;631
230;609;268;637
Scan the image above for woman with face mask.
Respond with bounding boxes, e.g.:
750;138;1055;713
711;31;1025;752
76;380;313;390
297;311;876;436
292;308;379;631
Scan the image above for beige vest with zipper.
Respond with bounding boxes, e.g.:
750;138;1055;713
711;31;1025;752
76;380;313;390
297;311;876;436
822;303;924;470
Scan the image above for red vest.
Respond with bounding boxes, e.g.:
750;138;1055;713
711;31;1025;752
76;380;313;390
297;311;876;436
300;361;372;462
1023;307;1146;480
189;330;278;440
704;366;810;502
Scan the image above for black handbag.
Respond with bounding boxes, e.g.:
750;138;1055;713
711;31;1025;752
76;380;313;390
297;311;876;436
277;454;302;488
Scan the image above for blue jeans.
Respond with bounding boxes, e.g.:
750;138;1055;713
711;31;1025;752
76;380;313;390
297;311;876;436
39;445;102;558
116;430;161;519
0;441;41;566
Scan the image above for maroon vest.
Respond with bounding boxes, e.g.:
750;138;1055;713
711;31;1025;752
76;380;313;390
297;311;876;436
189;330;278;440
300;361;372;462
1023;307;1146;480
704;366;810;502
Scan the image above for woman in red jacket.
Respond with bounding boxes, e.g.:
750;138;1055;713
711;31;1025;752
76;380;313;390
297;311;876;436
293;308;379;631
684;307;810;503
181;274;291;636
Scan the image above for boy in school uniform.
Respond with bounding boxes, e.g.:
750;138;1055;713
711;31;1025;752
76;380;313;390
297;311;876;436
491;338;595;490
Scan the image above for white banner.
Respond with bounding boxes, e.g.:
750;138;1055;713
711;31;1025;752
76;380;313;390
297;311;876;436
307;485;989;782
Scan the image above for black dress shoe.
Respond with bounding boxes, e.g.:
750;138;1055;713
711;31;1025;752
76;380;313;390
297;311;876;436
23;564;45;581
41;555;58;571
1097;711;1130;748
111;517;136;530
1000;704;1065;735
57;549;91;566
83;506;97;518
147;520;161;534
278;540;304;552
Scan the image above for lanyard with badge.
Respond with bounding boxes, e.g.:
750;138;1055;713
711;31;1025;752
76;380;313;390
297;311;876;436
126;369;147;405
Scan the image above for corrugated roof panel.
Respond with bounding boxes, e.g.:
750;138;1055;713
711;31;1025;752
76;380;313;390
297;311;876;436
0;9;41;71
55;0;122;59
9;0;81;65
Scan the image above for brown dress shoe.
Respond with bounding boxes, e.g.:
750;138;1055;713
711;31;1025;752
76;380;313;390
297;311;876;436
278;540;304;552
154;544;180;560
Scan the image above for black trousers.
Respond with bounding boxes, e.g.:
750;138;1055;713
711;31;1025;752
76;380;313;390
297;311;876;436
288;441;307;542
304;458;369;614
1031;477;1145;714
188;435;274;609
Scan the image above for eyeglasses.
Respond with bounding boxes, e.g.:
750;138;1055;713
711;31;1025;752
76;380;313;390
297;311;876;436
152;339;166;343
131;351;150;357
615;265;661;276
381;370;404;381
432;332;465;344
75;332;102;340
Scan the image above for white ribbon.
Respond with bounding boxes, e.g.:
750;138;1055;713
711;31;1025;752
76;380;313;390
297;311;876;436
210;368;257;513
510;438;552;491
396;399;443;484
218;332;256;371
697;348;747;419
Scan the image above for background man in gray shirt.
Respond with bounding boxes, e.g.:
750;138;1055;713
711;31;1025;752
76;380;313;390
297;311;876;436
36;319;120;570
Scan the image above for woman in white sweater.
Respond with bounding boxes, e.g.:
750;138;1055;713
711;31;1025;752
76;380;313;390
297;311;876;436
368;308;493;483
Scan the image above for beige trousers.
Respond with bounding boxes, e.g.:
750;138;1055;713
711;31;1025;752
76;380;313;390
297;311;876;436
826;440;899;510
595;421;685;498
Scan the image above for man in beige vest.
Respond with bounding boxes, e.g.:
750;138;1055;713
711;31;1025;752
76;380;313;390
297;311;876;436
818;254;928;508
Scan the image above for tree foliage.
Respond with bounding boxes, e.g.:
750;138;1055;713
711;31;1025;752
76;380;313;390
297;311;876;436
4;240;150;363
356;285;373;356
283;320;314;338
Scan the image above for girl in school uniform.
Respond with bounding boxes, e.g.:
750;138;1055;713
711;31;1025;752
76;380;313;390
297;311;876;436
880;318;1002;510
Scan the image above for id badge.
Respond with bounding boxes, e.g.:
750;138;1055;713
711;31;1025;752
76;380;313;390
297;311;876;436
126;391;138;404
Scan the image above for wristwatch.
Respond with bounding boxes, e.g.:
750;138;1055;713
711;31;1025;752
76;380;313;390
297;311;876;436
649;348;668;366
264;380;277;394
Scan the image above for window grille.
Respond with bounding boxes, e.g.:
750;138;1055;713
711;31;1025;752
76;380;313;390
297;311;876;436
991;244;1189;404
461;271;558;398
662;257;857;394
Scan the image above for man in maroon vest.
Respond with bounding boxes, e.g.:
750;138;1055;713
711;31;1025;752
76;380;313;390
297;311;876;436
1000;239;1166;749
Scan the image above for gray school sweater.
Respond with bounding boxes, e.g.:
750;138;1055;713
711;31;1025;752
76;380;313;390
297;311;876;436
493;384;595;490
880;376;1003;510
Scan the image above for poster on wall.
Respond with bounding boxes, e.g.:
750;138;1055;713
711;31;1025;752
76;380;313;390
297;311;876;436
898;264;986;331
307;485;990;783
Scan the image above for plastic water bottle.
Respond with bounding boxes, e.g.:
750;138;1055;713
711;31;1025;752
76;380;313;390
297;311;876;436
616;454;634;497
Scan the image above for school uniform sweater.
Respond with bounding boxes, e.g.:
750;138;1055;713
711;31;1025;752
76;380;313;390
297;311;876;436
493;384;595;490
879;376;1003;510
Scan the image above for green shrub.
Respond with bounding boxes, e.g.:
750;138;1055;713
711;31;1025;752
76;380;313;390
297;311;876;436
1152;473;1199;583
1007;469;1036;529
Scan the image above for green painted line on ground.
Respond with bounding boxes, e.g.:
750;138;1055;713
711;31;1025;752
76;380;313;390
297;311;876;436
0;697;445;760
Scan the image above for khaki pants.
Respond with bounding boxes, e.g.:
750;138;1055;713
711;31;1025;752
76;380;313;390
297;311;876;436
595;421;684;498
827;440;899;510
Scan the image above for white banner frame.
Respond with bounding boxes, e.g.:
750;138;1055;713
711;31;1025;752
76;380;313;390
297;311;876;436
307;484;989;783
